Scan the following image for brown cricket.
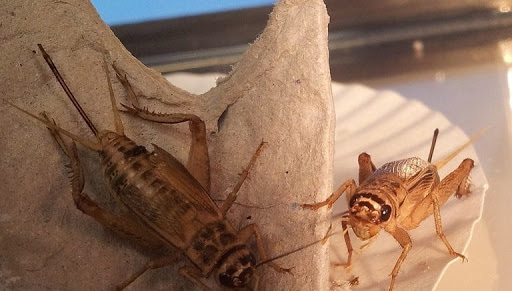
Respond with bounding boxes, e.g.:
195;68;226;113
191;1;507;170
10;44;291;290
302;128;484;291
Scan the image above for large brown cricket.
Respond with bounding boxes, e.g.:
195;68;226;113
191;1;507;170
10;44;292;290
303;128;484;290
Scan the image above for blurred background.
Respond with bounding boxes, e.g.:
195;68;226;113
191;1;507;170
92;1;512;290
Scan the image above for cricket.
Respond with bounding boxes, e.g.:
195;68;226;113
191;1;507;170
302;128;484;291
10;44;292;290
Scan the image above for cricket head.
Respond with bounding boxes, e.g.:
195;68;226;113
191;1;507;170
216;246;256;288
348;192;393;240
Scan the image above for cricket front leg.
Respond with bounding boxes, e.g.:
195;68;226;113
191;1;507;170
333;219;354;269
386;226;412;291
238;224;293;273
302;179;356;210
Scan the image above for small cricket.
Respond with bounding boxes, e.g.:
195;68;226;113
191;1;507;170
302;128;484;291
10;44;293;290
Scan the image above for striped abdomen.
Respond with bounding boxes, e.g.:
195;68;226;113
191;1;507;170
99;132;152;194
97;131;206;250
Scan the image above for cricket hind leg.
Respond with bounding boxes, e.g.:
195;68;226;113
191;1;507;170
409;158;474;225
43;114;165;249
112;65;210;192
409;158;474;260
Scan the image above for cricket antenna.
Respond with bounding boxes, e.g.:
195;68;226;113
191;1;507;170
255;229;343;269
37;44;99;137
427;128;439;163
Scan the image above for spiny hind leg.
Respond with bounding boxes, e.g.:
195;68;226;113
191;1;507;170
112;65;210;192
410;158;474;226
410;159;474;260
439;158;475;202
358;152;376;184
43;114;165;249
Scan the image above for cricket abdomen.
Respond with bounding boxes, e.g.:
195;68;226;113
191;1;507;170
98;131;210;249
99;132;156;196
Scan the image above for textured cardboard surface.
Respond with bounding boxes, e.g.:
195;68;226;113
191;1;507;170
0;0;333;290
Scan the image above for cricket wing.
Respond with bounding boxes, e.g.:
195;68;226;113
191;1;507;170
116;144;222;250
399;165;440;218
374;158;440;217
150;144;222;218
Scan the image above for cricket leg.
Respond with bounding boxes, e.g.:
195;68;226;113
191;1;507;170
334;219;354;268
219;141;266;216
408;159;474;227
358;152;376;184
436;158;474;204
302;179;356;210
238;224;292;273
454;160;472;198
117;255;182;290
103;56;125;135
113;66;211;192
386;227;412;291
432;195;466;261
122;106;210;193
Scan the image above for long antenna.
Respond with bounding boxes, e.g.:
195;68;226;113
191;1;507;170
37;44;99;137
427;128;439;163
255;229;345;268
434;128;487;169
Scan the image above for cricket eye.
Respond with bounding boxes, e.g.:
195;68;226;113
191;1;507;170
380;205;392;221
